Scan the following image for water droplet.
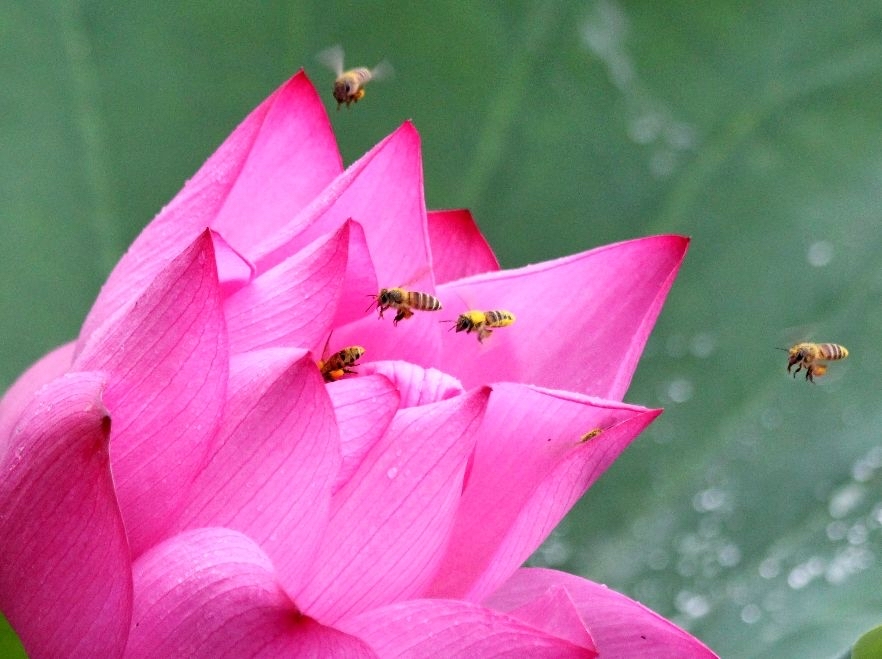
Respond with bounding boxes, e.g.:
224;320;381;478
826;520;848;541
667;378;694;403
386;466;399;479
693;487;727;512
674;591;711;619
787;556;825;590
806;240;834;267
740;603;762;624
689;332;716;358
828;483;865;518
758;557;781;579
718;543;742;567
847;522;868;546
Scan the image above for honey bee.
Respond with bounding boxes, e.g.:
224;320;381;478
317;45;392;109
448;310;516;343
318;343;366;383
368;288;442;326
783;342;849;382
579;428;604;443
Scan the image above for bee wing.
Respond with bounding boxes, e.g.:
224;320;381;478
369;59;394;82
316;44;345;76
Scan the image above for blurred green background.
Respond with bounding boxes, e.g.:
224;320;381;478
3;1;882;656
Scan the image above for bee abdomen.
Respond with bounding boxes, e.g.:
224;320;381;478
820;343;848;360
407;291;442;311
484;310;516;327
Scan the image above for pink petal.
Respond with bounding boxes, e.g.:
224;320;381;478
225;222;351;354
0;341;75;451
506;585;596;650
296;388;491;622
426;383;660;602
330;220;379;329
80;72;340;342
486;568;719;658
331;307;445;371
427;209;500;284
210;72;342;255
129;528;375;658
74;231;229;557
326;374;400;492
254;123;434;294
436;235;689;399
338;598;596;658
212;230;256;297
0;372;131;659
173;348;339;592
360;360;464;408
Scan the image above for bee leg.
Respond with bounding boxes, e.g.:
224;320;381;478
477;328;492;343
805;367;815;383
392;308;413;326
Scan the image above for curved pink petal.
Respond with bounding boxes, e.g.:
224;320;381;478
330;220;379;329
485;568;718;658
74;231;229;557
360;360;464;408
427;383;660;602
212;229;256;296
0;341;75;450
0;372;131;659
254;122;434;294
297;387;491;622
504;584;596;650
129;528;375;658
225;222;351;354
338;598;596;658
80;72;340;342
210;72;342;255
427;209;500;284
326;374;400;492
436;235;689;399
331;308;446;371
173;348;339;592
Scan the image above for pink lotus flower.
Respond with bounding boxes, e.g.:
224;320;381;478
0;72;716;657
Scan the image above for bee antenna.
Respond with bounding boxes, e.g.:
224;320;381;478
364;295;378;313
774;347;789;352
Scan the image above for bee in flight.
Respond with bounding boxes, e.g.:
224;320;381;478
448;310;516;343
782;342;848;382
316;45;392;109
368;288;442;326
318;340;366;383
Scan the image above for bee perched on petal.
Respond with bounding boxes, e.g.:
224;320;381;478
317;335;365;382
317;45;392;109
782;342;848;382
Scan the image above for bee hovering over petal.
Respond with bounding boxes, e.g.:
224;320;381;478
317;44;393;109
780;342;849;382
367;287;442;326
317;334;366;382
446;309;516;343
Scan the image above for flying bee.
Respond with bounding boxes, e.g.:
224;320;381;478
781;342;849;382
368;287;442;326
447;309;516;343
317;338;366;382
316;45;392;109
